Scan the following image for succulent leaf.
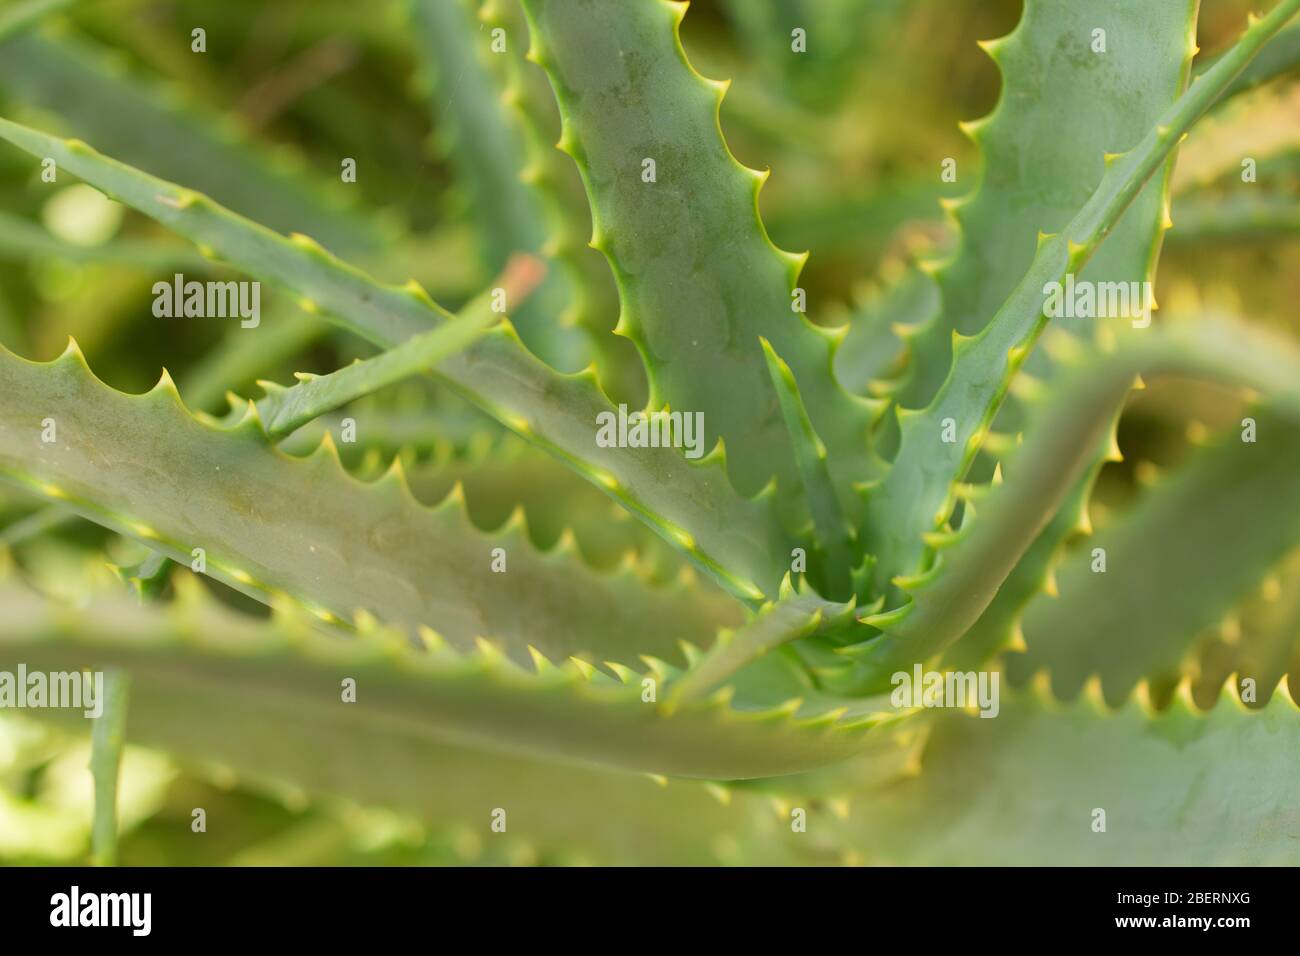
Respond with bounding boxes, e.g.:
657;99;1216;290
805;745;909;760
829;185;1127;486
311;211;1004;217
861;0;1300;597
0;575;897;780
759;337;855;596
0;31;388;259
521;0;881;507
1010;407;1300;704
0;116;791;602
255;257;539;439
929;0;1212;681
825;680;1300;865
0;341;741;668
1193;548;1300;708
408;0;584;368
847;320;1300;690
897;0;1198;411
665;586;854;708
1;0;1297;868
476;0;646;400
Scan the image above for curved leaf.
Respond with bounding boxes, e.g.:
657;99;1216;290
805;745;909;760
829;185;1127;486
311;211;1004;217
847;320;1300;691
408;0;584;368
861;0;1300;596
898;0;1198;410
1010;407;1300;703
0;115;791;603
0;31;387;259
0;576;899;780
522;0;882;506
824;680;1300;865
0;342;741;668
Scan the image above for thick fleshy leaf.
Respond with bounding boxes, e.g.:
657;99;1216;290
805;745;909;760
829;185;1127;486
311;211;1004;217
408;0;584;368
1193;548;1300;708
861;0;1300;597
522;0;882;506
846;320;1300;691
823;681;1300;865
0;115;791;603
0;575;899;780
1010;408;1300;703
0;342;740;668
255;257;541;439
898;0;1197;410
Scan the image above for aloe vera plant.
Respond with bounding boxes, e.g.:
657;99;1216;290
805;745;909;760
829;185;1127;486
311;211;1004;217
0;0;1299;867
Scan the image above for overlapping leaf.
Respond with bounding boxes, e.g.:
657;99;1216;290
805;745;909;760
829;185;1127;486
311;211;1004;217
522;0;881;508
0;116;791;603
0;341;741;668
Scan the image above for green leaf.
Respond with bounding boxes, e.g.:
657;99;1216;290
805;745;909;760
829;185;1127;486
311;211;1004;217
0;587;767;865
916;0;1210;682
1009;407;1300;704
89;668;129;867
476;0;645;403
941;466;1098;671
399;433;687;578
521;0;881;506
760;337;854;596
256;257;539;439
0;575;899;781
408;0;584;369
897;0;1198;411
0;31;387;260
870;0;1202;630
108;549;171;602
0;115;791;604
665;584;853;708
0;341;741;670
825;681;1300;865
846;320;1300;691
1193;549;1300;708
410;0;545;273
861;0;1300;596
